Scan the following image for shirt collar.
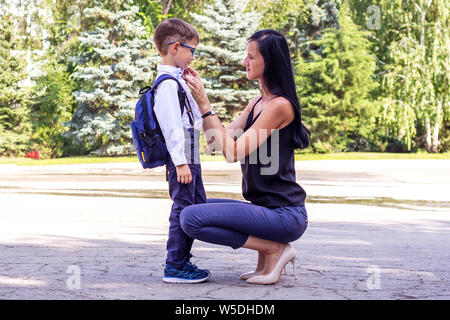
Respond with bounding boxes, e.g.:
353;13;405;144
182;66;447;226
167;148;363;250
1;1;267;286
157;64;183;80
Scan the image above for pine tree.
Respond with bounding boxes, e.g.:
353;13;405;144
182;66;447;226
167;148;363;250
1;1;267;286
191;0;261;121
296;3;379;153
280;0;339;61
0;9;32;156
66;2;159;155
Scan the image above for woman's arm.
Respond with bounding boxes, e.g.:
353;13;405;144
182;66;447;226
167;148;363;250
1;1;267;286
202;96;259;155
204;97;294;162
183;68;294;162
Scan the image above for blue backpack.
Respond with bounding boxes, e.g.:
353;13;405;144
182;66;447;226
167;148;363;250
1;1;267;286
131;74;194;169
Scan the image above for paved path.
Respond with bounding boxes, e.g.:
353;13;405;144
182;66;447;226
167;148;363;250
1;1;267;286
0;160;449;299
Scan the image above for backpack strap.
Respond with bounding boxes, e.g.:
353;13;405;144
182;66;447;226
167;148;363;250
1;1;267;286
136;92;154;143
182;93;195;127
150;74;194;127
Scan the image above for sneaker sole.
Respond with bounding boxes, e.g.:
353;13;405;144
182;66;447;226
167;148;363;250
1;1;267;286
163;274;211;284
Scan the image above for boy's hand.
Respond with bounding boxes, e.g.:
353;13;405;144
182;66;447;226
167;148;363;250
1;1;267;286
176;164;192;184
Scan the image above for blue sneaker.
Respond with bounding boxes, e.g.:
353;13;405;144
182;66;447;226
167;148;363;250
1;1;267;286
163;261;211;284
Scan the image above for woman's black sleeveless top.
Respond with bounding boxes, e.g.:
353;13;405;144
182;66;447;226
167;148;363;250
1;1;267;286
240;98;307;207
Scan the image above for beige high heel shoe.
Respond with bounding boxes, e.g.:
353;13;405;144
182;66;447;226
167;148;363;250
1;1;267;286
240;253;265;280
240;270;264;280
246;244;298;285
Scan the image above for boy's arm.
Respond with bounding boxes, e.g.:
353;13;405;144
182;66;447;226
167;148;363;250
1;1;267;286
153;80;187;167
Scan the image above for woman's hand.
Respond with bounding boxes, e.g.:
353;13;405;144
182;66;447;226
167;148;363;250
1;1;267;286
182;67;211;113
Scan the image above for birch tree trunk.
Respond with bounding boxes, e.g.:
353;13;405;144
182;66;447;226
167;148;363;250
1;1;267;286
162;0;174;16
425;114;432;151
431;101;443;152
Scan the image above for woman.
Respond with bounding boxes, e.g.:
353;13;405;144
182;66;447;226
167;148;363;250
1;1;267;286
181;29;310;285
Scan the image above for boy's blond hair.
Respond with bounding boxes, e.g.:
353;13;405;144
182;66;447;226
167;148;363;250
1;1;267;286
153;18;199;56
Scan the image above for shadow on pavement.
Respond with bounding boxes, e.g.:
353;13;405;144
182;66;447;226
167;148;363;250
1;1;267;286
1;216;450;300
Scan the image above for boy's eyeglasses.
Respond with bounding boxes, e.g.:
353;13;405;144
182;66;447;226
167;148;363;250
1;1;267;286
167;41;196;56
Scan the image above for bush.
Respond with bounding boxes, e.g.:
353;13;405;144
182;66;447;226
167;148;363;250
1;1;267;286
30;60;75;159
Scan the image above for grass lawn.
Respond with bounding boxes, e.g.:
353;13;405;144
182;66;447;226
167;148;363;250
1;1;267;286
1;152;449;166
293;152;450;161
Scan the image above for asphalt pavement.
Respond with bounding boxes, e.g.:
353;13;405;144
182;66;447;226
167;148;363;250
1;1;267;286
0;160;449;299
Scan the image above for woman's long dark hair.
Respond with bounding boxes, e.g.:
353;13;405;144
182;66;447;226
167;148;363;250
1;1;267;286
248;29;310;149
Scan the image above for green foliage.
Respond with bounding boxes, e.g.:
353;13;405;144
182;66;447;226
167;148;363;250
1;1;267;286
66;2;159;156
191;0;260;121
440;113;450;152
377;0;449;152
30;59;75;158
134;0;210;33
135;0;165;33
1;0;449;158
248;0;307;31
40;0;90;60
296;3;379;153
0;9;32;156
348;0;406;69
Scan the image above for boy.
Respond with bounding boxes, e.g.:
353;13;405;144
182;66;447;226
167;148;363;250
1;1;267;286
152;18;210;283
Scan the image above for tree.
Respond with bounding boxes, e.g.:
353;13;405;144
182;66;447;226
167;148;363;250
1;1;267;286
30;60;75;158
248;0;308;32
271;0;340;61
379;0;449;152
18;0;89;159
40;0;91;64
296;3;379;152
347;0;449;152
0;9;32;156
66;2;159;155
191;0;261;121
134;0;209;33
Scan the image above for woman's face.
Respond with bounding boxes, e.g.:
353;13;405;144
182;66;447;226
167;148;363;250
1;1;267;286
243;40;265;80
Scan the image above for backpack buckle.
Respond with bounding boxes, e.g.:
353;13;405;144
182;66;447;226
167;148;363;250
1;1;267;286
138;131;147;140
139;86;151;95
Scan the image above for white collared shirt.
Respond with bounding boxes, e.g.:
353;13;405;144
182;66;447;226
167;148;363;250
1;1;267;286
153;64;203;166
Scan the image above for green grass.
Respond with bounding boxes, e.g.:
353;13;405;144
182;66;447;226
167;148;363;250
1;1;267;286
293;152;450;161
0;155;137;166
1;152;449;166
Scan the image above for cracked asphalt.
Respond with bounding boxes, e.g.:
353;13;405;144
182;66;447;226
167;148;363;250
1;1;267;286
0;159;449;300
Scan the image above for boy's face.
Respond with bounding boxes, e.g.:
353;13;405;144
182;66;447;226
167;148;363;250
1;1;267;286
169;40;198;70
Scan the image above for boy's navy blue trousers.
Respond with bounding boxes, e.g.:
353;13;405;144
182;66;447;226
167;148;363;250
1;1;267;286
165;128;206;270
